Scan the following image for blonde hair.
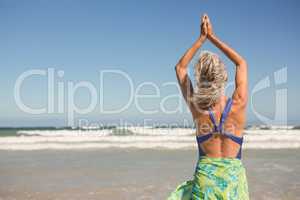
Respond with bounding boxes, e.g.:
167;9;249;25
192;51;227;110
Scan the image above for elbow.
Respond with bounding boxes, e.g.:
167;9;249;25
240;95;248;108
175;64;187;82
175;64;182;71
175;64;186;74
237;92;248;108
238;59;247;68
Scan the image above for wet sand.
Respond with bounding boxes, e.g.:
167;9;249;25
0;149;299;200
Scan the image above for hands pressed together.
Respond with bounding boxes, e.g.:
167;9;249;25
200;14;214;40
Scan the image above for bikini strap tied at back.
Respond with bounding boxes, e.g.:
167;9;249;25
208;98;233;134
197;98;243;159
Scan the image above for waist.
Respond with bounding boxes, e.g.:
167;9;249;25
196;156;244;170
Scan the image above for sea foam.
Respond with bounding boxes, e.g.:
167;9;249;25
0;126;299;150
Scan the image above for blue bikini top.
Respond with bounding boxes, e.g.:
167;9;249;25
196;98;244;159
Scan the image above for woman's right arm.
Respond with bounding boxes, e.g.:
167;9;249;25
207;17;248;108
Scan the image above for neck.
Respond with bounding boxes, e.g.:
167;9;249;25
212;95;227;110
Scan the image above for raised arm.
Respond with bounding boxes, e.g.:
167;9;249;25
206;16;248;108
175;15;207;116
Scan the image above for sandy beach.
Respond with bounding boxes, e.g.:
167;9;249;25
0;149;299;200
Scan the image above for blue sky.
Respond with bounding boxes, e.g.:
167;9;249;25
0;0;299;126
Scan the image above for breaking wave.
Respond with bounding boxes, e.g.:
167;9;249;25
0;126;299;150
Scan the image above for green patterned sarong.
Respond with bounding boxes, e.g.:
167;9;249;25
167;156;249;200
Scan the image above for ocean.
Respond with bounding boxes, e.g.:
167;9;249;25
0;125;300;150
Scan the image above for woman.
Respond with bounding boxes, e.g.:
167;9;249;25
167;14;249;200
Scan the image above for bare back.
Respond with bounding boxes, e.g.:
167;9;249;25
193;96;246;158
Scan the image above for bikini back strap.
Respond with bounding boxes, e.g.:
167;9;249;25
218;98;233;132
223;132;243;145
198;98;243;159
196;133;213;144
208;108;219;132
